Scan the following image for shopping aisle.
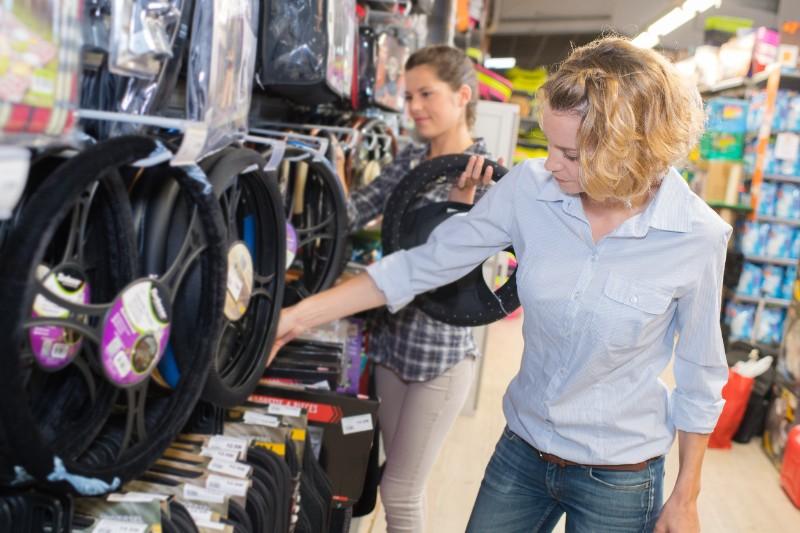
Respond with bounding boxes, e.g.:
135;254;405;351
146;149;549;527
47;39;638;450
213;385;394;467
357;313;800;533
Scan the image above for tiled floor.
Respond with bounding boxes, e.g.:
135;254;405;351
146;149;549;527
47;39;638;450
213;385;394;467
355;314;800;532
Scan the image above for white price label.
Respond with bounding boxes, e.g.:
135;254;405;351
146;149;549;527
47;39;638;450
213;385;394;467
227;268;243;301
183;483;226;504
93;519;147;533
0;146;30;220
201;447;240;462
207;436;249;455
775;132;800;161
172;123;209;166
206;474;250;497
243;411;280;427
341;414;374;435
183;502;214;523
208;458;251;479
267;403;302;417
107;491;168;503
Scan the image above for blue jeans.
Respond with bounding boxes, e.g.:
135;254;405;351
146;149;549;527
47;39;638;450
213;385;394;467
466;427;665;533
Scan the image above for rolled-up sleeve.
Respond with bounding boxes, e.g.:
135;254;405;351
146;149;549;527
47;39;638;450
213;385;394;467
367;164;520;312
670;228;733;434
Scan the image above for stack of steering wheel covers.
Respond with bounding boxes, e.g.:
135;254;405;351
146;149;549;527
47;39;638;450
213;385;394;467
0;128;351;495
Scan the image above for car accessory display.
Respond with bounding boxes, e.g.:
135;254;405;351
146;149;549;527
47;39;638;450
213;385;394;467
0;136;227;494
382;153;520;326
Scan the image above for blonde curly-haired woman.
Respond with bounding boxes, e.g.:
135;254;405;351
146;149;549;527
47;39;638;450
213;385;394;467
273;37;729;533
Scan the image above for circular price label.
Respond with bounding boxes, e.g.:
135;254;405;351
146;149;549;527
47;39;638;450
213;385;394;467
224;241;254;321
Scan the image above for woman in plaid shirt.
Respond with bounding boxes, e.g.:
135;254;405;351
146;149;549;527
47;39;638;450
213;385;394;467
341;45;496;531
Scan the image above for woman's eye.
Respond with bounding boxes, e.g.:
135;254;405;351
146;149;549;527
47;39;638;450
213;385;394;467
565;153;578;162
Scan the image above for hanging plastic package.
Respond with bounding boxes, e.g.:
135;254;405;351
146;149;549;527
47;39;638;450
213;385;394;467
0;0;81;144
373;30;410;112
108;0;179;78
258;0;356;105
180;0;258;164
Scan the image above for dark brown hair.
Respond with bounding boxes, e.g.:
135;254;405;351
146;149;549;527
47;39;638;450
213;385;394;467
405;45;478;127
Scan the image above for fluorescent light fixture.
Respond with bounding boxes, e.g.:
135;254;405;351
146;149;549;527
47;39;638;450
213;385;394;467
631;0;722;48
632;31;660;49
484;57;517;69
647;7;695;37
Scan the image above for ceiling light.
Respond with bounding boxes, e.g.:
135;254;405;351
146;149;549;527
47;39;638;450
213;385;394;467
632;31;660;49
631;0;722;49
648;7;695;37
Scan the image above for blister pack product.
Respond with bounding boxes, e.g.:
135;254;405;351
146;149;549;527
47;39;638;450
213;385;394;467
737;262;764;297
109;0;180;78
766;224;795;259
757;307;787;345
183;0;258;162
727;302;756;341
762;265;785;298
782;265;797;300
776;184;800;220
741;221;768;256
0;0;81;144
759;181;778;217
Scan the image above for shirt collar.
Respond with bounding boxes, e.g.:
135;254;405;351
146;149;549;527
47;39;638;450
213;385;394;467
536;167;693;235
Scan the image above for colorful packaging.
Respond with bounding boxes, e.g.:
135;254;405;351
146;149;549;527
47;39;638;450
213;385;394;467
758;181;778;217
740;221;768;256
756;307;787;345
785;93;800;133
792;230;800;260
762;265;785;298
776;184;800;220
765;224;794;258
727;302;756;341
706;97;749;133
782;265;797;300
737;262;764;297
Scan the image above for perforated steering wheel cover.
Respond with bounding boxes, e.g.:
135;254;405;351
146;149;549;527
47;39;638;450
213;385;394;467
381;153;520;326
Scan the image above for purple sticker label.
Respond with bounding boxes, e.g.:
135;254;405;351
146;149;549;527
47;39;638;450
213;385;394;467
100;280;171;387
286;222;298;269
29;265;90;371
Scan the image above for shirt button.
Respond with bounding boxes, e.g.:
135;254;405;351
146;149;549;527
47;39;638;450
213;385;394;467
629;295;639;304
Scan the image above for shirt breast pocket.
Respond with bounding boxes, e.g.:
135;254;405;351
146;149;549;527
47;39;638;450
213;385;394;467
596;273;674;349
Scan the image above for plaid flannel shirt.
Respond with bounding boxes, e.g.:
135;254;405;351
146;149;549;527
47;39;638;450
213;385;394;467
347;139;491;382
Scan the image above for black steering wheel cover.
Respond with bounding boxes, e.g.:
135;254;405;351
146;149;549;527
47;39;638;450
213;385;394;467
381;153;520;326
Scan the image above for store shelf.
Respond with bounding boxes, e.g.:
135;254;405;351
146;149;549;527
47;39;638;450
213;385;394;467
699;70;800;96
707;201;752;212
699;76;748;95
756;215;800;227
743;255;798;266
733;293;792;307
762;174;800;184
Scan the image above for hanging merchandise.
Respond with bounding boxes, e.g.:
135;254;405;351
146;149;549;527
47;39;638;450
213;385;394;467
764;381;800;468
474;63;513;103
132;146;286;408
0;137;227;494
270;144;348;305
257;0;357;105
358;26;410;113
108;0;180;78
80;0;194;139
183;0;259;163
0;0;81;144
382;154;521;326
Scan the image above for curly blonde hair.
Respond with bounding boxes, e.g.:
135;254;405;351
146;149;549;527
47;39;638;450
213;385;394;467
538;36;704;202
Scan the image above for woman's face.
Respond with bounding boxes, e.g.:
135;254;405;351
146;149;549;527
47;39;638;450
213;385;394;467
541;102;583;196
405;65;470;140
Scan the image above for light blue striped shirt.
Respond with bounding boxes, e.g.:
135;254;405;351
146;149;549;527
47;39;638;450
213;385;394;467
367;158;732;465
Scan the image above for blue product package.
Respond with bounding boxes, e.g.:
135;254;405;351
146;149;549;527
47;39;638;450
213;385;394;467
782;265;797;300
737;262;764;296
728;303;756;341
787;94;800;132
775;184;800;220
706;98;748;133
759;181;778;217
761;265;784;298
756;307;787;345
792;230;800;259
765;224;794;258
741;222;767;256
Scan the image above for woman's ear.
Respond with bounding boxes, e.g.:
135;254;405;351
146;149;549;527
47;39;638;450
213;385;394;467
458;84;472;108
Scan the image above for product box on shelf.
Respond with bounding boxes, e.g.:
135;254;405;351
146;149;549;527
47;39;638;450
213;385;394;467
700;131;745;160
779;20;800;70
249;385;379;507
706;97;749;133
764;379;800;468
751;27;781;75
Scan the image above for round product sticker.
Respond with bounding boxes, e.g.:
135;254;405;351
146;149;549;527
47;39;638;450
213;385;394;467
100;280;172;387
28;264;90;371
286;222;298;270
224;241;254;321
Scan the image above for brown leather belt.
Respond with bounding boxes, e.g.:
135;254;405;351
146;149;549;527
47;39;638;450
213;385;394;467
534;448;656;472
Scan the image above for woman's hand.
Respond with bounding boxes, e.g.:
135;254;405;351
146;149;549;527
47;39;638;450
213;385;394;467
448;155;504;204
267;306;308;366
